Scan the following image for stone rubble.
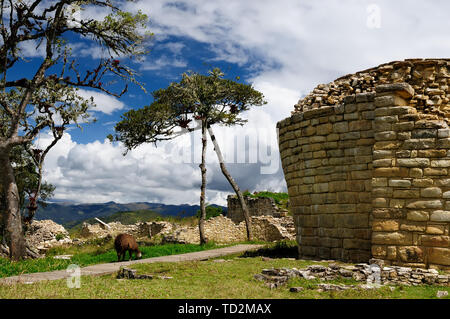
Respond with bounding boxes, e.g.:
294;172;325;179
254;259;450;291
294;59;450;122
25;219;72;253
116;267;173;280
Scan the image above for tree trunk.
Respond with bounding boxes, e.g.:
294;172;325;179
198;120;208;245
0;149;26;260
207;125;253;241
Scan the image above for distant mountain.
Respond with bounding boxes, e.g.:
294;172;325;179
36;201;227;225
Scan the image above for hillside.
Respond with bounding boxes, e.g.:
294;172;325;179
36;201;227;225
63;209;164;230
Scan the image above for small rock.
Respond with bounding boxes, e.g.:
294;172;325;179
436;291;449;298
53;254;72;260
254;274;267;282
289;287;304;293
213;259;226;263
262;257;272;261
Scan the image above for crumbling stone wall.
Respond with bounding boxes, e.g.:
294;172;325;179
227;195;282;223
295;58;450;119
278;60;450;270
163;215;295;244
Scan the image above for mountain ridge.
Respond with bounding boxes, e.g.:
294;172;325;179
36;201;227;225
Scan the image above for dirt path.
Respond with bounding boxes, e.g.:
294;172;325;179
0;244;264;285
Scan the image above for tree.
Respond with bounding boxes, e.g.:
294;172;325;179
109;68;266;243
196;205;223;220
0;0;149;260
0;143;55;257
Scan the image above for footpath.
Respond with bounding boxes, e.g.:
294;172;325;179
0;244;264;285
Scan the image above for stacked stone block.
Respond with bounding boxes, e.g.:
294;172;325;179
278;81;450;269
227;195;279;223
277;93;375;263
371;83;450;269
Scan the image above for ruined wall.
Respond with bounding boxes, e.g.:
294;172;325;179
163;215;295;244
295;59;450;118
278;73;450;269
278;60;450;269
227;195;280;223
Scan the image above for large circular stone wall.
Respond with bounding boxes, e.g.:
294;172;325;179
279;68;450;269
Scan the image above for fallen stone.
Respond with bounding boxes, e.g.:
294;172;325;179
52;255;72;260
437;291;449;298
289;287;304;293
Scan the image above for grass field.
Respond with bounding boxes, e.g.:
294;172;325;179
0;241;220;278
1;242;449;299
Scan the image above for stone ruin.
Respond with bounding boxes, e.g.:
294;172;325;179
0;219;72;258
254;259;450;291
278;59;450;270
74;214;295;245
227;195;289;223
162;215;295;244
0;213;296;258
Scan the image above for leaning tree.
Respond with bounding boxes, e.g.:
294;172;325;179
109;68;266;243
0;0;150;260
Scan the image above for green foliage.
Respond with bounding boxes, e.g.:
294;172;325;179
109;68;267;149
0;144;55;210
195;205;223;220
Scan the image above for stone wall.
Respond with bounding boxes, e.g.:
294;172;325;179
278;77;450;270
163;215;295;244
370;85;450;269
278;91;375;263
227;195;281;223
294;58;450;119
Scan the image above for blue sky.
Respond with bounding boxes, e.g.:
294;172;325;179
11;0;450;205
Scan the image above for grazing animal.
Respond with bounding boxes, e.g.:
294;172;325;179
114;233;142;262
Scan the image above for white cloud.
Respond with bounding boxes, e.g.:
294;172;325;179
36;0;450;206
140;55;187;71
76;89;125;115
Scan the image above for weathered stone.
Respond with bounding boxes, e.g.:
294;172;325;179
407;211;429;222
420;187;443;198
397;158;430;168
372;220;399;232
430;210;450;222
372;232;412;245
428;248;450;266
376;83;415;99
406;200;443;209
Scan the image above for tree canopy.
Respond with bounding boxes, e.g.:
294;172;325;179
0;0;151;259
110;68;267;243
109;68;266;147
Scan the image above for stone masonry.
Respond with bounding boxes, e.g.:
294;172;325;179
278;59;450;270
227;195;284;223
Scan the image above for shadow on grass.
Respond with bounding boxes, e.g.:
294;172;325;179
240;240;298;259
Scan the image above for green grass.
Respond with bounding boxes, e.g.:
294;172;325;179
0;242;219;278
1;254;448;299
